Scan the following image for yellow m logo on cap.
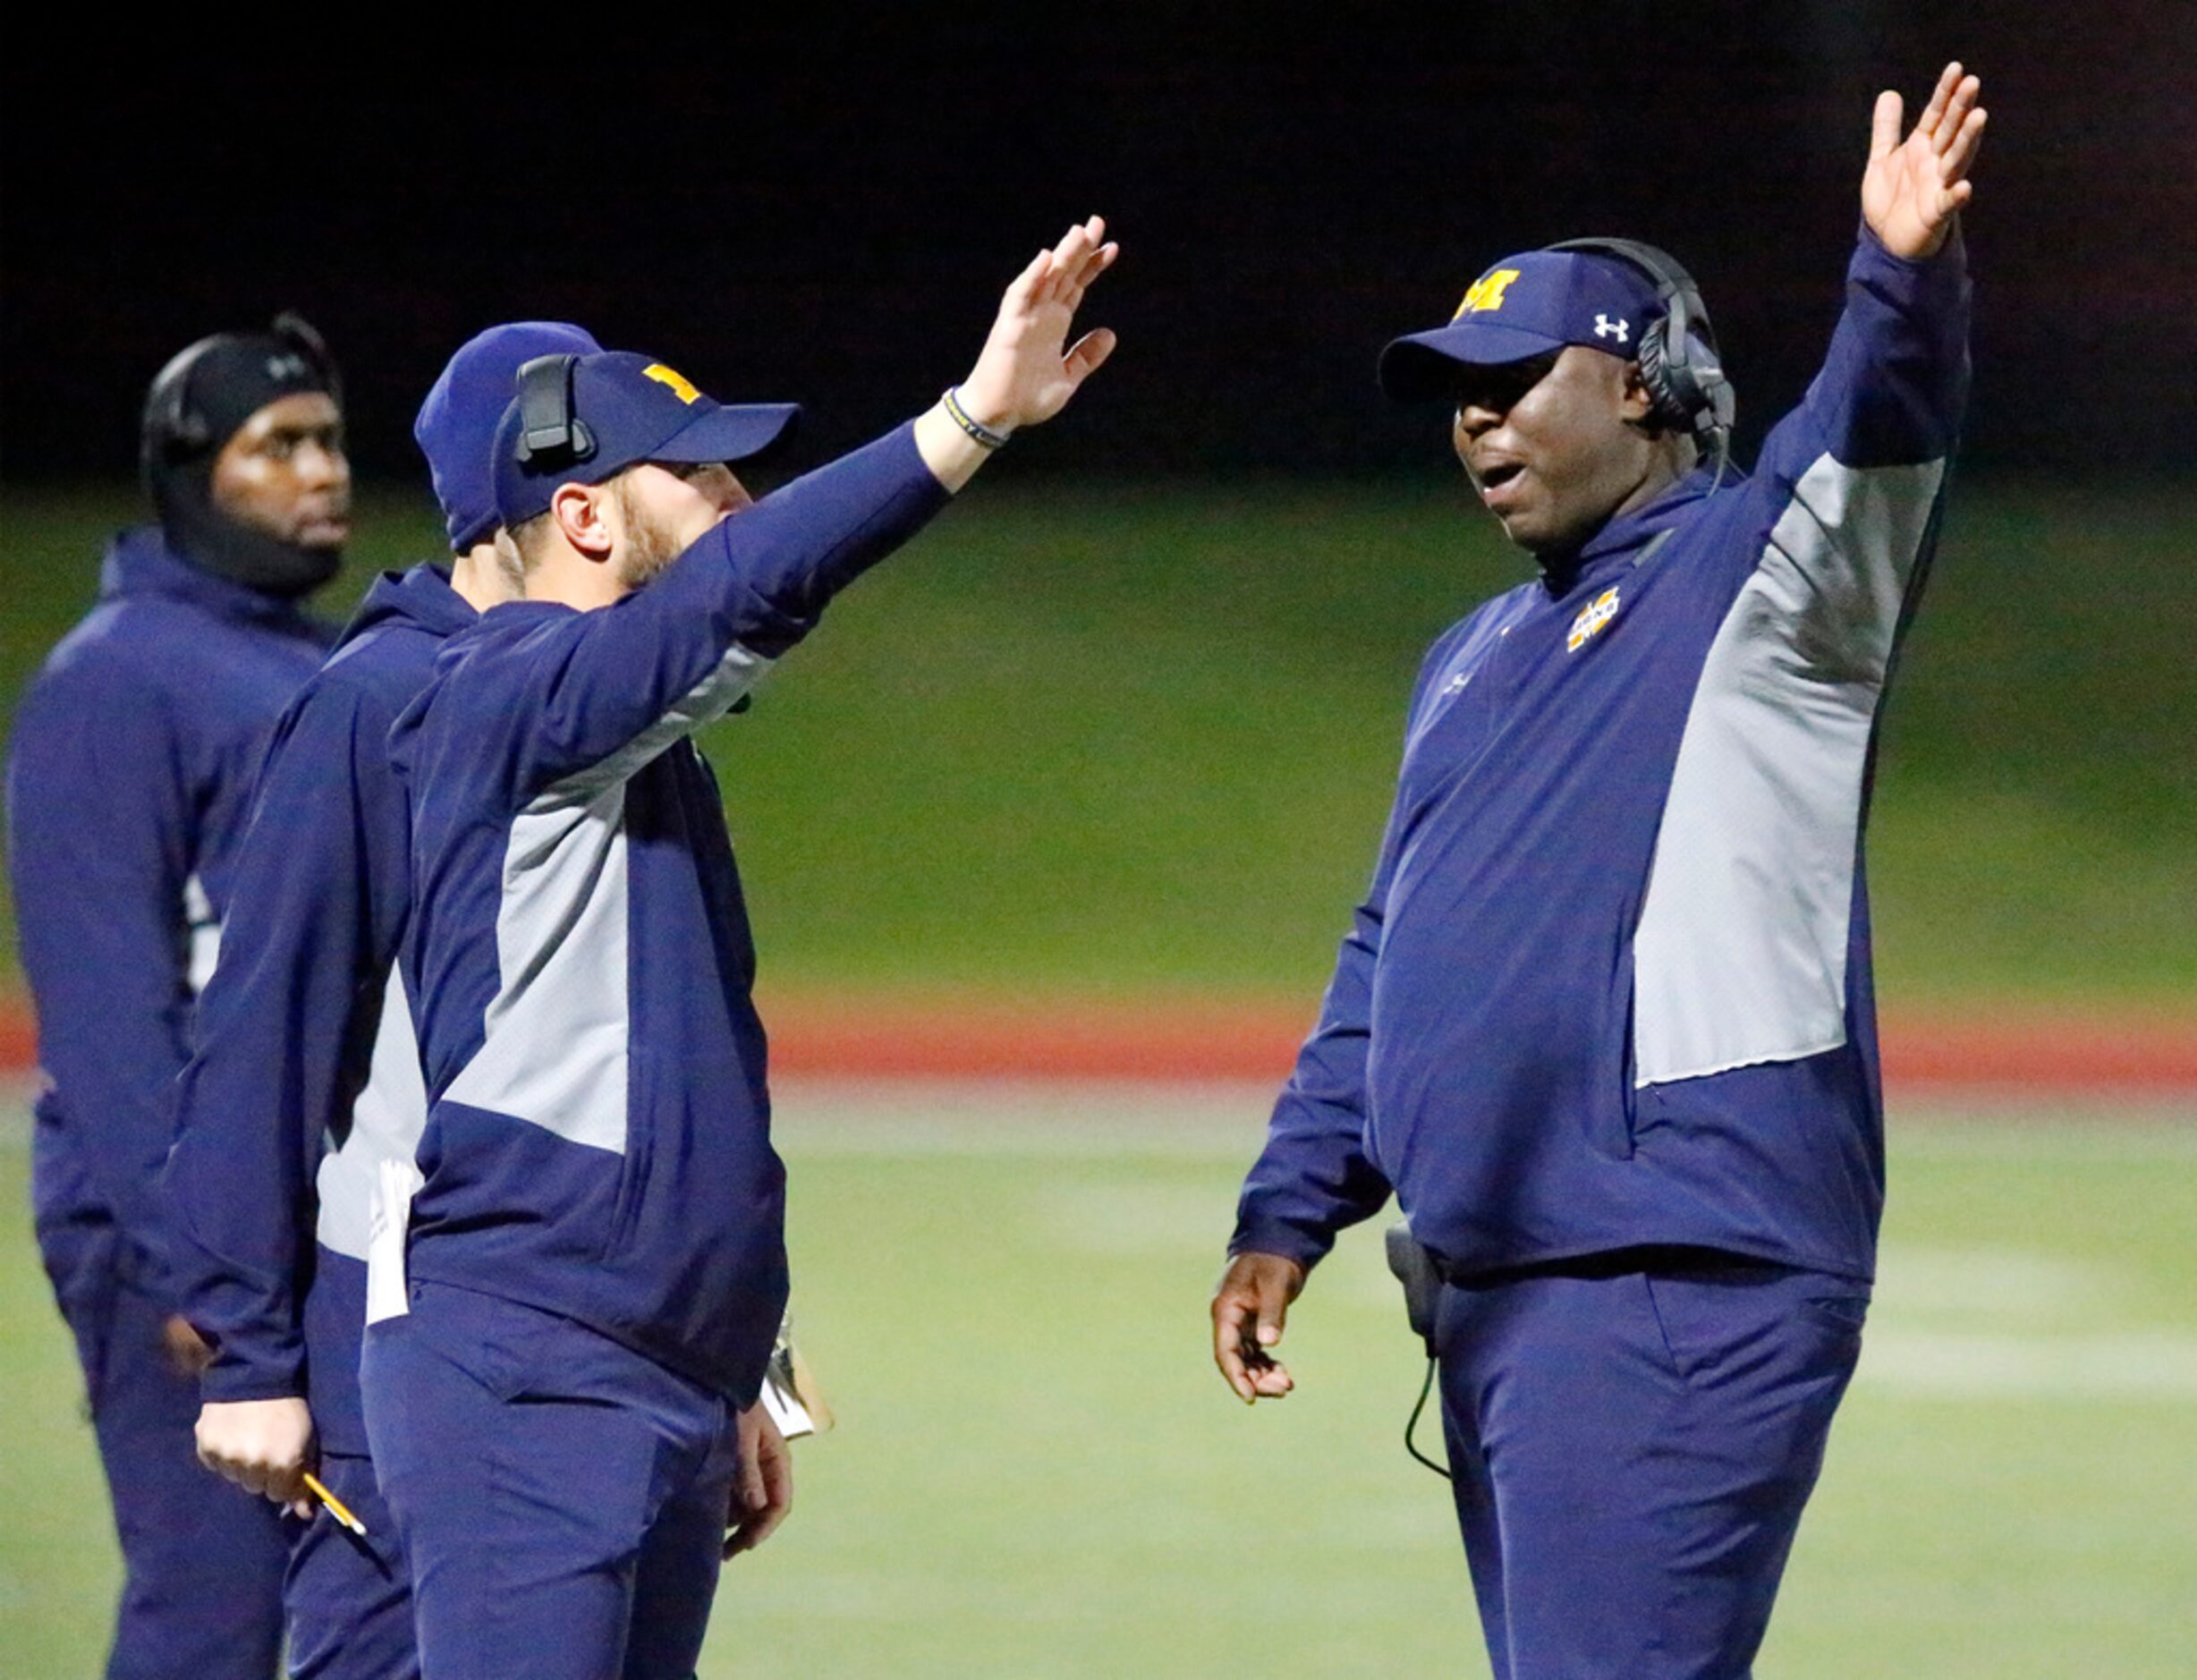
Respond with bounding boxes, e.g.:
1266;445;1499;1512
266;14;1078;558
1453;268;1522;319
643;363;701;404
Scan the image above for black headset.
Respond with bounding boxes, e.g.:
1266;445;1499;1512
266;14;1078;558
143;311;339;462
1546;237;1734;470
512;352;596;467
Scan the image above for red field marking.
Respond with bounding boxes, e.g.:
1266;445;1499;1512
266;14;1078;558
0;1004;32;1077
759;991;2197;1097
3;989;2192;1095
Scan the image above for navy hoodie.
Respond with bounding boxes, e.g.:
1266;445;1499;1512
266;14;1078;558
165;565;473;1453
8;528;330;1296
1234;229;1971;1284
394;421;949;1404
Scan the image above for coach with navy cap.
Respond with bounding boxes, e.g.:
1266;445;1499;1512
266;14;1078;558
164;321;598;1678
8;315;353;1678
370;216;1117;1676
1216;65;1986;1676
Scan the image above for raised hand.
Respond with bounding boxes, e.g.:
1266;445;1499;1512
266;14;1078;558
1862;62;1987;260
956;215;1121;433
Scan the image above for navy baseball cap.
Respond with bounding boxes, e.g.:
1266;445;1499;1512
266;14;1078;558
491;352;800;528
1378;250;1664;403
416;321;603;552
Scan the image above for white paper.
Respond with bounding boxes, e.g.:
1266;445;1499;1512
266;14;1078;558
365;1158;424;1326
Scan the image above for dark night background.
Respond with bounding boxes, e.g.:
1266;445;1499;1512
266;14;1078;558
3;4;2192;486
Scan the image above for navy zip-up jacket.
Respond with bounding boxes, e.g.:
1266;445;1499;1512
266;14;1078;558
165;566;473;1453
1234;229;1970;1284
7;529;330;1296
394;421;950;1404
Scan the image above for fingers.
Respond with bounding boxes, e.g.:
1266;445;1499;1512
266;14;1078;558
725;1408;793;1559
723;1455;792;1558
1930;71;1979;148
1246;1359;1295;1399
1939;103;1987;187
1915;61;1963;140
1211;1290;1258;1400
740;1436;767;1515
1005;246;1054;310
1253;1282;1288;1350
1869;89;1902;163
1037;216;1113;308
1038;219;1098;303
1211;1254;1303;1404
1061;327;1118;390
1054;242;1121;317
194;1400;317;1515
264;1459;310;1513
755;1434;793;1546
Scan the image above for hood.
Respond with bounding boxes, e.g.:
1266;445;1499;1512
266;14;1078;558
335;563;479;653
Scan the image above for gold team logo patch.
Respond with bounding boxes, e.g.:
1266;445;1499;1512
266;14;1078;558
1567;587;1621;652
1453;267;1522;318
643;363;702;404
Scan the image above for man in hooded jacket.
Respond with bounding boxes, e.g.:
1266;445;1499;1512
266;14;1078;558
8;315;349;1677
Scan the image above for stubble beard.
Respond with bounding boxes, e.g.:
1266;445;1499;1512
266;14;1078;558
611;478;686;593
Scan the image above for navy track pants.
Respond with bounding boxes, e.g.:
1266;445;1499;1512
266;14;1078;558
361;1280;739;1680
1435;1252;1867;1679
284;1449;418;1677
40;1218;291;1679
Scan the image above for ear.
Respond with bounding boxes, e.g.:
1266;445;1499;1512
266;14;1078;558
1617;362;1659;426
550;482;615;562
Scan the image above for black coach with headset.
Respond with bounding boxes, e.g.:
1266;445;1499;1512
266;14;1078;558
1213;64;1986;1677
8;316;348;1677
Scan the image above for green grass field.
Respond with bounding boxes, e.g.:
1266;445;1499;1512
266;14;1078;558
2;477;2193;1006
4;1086;2194;1676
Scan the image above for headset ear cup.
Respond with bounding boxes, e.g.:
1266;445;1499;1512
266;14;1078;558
155;360;211;460
1635;321;1684;432
513;353;593;467
270;311;342;407
1640;319;1718;440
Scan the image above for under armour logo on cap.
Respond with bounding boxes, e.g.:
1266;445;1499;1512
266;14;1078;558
1593;315;1630;344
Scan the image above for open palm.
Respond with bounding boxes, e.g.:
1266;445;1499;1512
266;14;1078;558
1862;62;1988;259
960;216;1120;430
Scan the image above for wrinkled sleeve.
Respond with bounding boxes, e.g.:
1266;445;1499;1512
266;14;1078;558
1228;833;1400;1269
165;681;395;1400
484;420;951;804
1754;225;1970;486
7;656;195;1294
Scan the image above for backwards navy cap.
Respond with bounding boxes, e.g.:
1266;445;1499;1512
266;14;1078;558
416;322;603;552
1378;250;1665;403
491;352;800;529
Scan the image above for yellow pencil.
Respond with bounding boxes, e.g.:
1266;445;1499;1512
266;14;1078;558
302;1472;368;1539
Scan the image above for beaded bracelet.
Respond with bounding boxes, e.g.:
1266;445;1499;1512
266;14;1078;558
941;386;1012;450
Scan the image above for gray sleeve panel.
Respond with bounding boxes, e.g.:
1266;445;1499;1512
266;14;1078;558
1632;453;1945;1088
316;963;429;1261
437;642;778;1155
533;641;775;810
